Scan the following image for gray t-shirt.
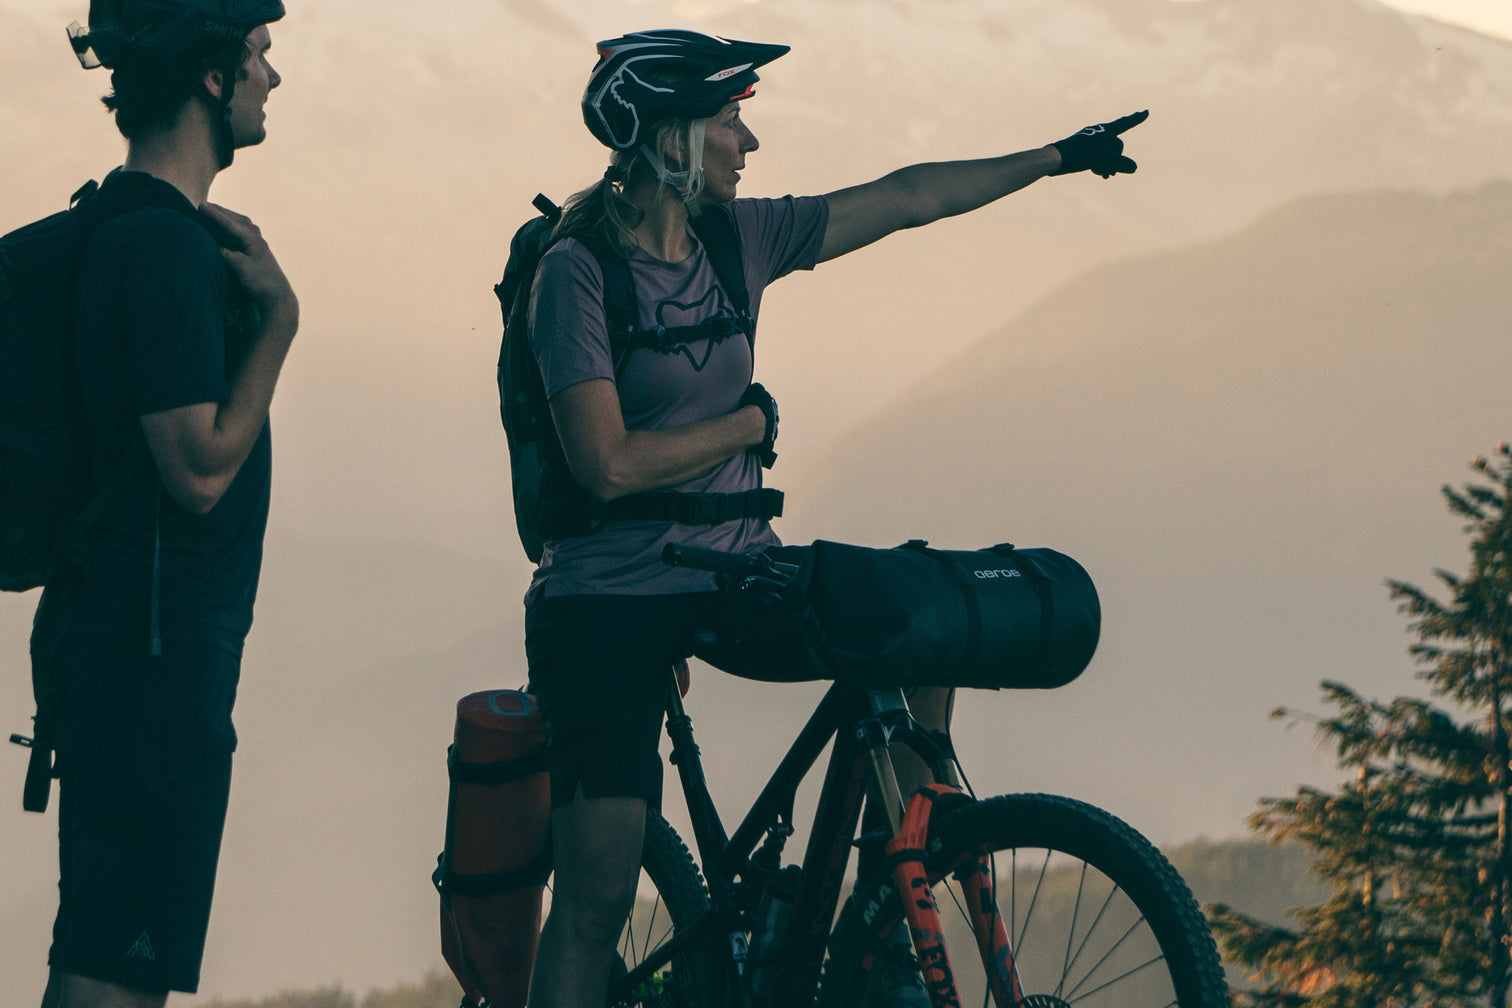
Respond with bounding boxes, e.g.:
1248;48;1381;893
526;195;829;600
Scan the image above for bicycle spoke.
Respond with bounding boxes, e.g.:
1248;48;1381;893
921;849;1185;1007
1060;877;1123;995
1065;952;1174;1004
1015;847;1052;951
1058;862;1090;999
1063;915;1156;1000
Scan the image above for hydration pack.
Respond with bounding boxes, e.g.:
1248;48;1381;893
493;195;782;563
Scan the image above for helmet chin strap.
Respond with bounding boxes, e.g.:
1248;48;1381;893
215;106;236;168
207;54;242;169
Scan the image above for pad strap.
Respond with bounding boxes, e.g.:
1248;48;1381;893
447;747;549;785
437;852;554;898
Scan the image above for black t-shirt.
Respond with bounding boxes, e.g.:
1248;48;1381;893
67;170;270;656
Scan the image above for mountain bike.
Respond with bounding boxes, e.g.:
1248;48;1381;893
608;542;1230;1008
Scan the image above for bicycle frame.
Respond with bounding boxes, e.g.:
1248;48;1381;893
601;543;1227;1008
607;674;1015;1008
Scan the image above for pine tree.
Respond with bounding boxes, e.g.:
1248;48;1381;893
1211;444;1512;1007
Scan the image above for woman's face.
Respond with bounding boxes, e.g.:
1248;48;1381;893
699;101;760;205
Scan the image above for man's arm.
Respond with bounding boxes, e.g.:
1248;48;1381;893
141;204;298;515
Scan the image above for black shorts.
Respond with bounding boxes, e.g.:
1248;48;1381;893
46;633;239;995
525;592;720;810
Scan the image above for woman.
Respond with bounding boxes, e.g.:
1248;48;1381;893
524;29;1145;1007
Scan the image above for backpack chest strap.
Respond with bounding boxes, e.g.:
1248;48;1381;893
590;487;783;526
610;313;755;355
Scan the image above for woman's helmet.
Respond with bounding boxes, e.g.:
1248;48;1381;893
68;0;285;70
582;29;789;151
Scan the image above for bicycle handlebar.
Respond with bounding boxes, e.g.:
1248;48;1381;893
661;542;764;576
661;542;798;582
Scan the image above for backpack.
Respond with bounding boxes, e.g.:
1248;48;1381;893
494;194;784;563
0;175;190;591
2;174;193;811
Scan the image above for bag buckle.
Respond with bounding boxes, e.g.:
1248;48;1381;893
681;494;728;526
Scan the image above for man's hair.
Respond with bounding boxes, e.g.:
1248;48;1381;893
101;35;248;139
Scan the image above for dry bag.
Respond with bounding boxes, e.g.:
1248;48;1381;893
691;540;1100;690
434;690;551;1008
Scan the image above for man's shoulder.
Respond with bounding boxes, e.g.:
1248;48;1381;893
80;208;222;298
89;171;217;261
93;205;217;256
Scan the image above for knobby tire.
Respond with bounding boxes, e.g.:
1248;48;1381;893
819;793;1229;1008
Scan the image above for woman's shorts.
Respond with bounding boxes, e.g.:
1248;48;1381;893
47;632;239;995
525;591;719;810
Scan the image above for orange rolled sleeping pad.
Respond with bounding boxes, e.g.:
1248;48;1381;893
435;690;552;1008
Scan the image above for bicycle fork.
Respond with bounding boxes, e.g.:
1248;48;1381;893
885;785;1027;1008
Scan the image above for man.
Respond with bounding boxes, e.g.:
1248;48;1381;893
35;2;295;1005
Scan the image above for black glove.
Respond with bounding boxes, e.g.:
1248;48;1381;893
740;382;778;469
1050;110;1149;178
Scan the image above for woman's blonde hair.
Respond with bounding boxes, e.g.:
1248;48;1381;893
555;117;708;250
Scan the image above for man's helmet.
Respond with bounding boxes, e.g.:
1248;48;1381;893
68;0;285;70
583;29;789;151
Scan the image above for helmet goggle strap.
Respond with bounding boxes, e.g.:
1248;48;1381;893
67;22;103;68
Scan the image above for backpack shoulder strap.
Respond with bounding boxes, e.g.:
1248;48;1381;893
590;206;755;369
592;243;639;345
690;205;750;320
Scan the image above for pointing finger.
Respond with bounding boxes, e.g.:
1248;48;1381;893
1107;109;1150;135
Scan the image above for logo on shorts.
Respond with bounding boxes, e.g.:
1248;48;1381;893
126;931;156;962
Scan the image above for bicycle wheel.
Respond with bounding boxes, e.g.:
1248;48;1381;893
820;793;1229;1008
608;810;726;1008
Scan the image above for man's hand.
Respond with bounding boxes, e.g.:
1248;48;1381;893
740;382;779;469
200;203;298;320
1049;110;1149;178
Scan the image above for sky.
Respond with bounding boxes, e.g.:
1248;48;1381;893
1379;0;1512;40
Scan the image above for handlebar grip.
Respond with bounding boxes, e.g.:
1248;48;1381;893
661;542;763;576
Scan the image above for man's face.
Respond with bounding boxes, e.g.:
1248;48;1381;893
227;25;280;149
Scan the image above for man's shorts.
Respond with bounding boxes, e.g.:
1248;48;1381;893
47;632;240;995
525;591;719;810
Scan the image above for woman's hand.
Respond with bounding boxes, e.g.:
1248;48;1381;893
739;383;779;468
1048;110;1149;178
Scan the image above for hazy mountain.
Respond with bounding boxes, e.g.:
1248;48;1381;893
1;0;1509;551
785;178;1512;903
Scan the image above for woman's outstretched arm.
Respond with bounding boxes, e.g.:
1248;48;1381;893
817;110;1148;263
